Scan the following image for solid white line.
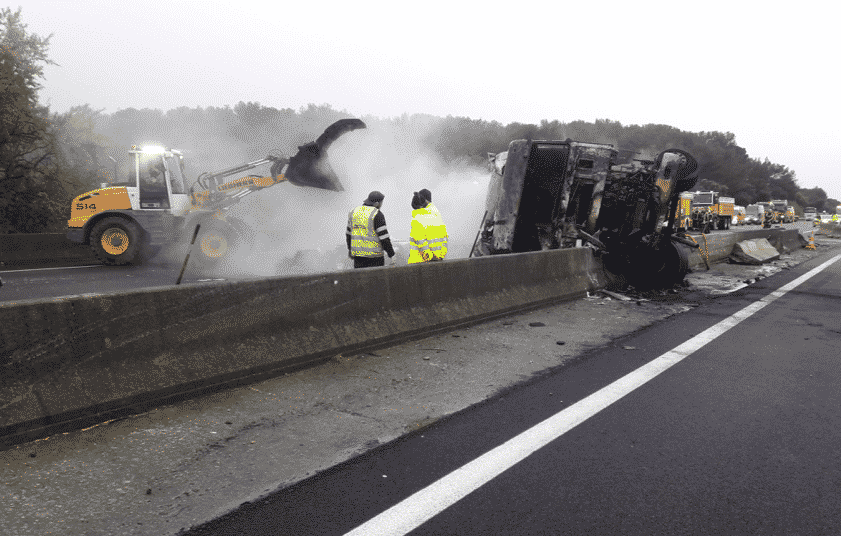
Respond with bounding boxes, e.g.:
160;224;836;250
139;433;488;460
345;254;841;536
0;264;103;274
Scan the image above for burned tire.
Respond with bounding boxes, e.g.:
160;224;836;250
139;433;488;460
626;242;689;290
90;217;145;266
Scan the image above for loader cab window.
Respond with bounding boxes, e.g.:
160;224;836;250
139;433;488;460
137;152;171;209
165;155;186;194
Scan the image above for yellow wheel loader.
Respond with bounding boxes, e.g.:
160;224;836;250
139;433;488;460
66;118;366;267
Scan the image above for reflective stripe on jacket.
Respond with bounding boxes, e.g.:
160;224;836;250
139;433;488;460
348;205;383;257
408;208;448;264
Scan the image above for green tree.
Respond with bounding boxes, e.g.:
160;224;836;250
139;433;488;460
0;7;70;233
0;47;65;233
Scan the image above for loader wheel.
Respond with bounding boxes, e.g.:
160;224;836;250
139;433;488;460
90;217;145;266
192;220;240;269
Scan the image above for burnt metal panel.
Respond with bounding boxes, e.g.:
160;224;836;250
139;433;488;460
491;140;533;253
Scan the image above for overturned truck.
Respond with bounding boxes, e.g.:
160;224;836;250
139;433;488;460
471;139;699;289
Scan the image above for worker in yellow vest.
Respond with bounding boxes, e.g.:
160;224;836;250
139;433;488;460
419;188;441;219
409;192;448;264
346;191;396;268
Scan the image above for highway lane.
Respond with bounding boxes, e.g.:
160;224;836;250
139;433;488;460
0;262;229;304
183;246;841;535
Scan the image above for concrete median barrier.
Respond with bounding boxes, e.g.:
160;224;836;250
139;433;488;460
0;247;606;446
686;228;805;270
817;222;841;238
729;238;780;265
0;233;97;270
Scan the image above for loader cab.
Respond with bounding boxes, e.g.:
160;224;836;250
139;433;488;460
129;146;190;215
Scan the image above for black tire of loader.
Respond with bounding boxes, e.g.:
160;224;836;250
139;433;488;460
90;217;145;266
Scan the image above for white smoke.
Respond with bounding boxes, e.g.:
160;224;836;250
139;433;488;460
213;119;490;277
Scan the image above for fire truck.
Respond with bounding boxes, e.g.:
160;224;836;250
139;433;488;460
770;199;794;223
675;191;694;231
688;191;735;232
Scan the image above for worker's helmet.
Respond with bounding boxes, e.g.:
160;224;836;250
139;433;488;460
411;192;426;210
365;191;385;204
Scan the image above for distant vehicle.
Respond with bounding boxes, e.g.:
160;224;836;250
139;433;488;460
745;204;764;225
770;199;794;223
804;207;817;221
733;205;746;226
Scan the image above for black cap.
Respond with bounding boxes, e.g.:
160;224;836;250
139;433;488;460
411;192;426;210
365;190;385;203
419;188;432;202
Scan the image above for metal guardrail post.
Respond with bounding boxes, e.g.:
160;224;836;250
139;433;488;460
176;224;201;285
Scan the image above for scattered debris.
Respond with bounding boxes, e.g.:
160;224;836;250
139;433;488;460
600;289;632;301
528;322;546;327
623;346;636;350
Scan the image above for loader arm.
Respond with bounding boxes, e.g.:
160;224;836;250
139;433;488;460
189;155;291;211
189;118;366;211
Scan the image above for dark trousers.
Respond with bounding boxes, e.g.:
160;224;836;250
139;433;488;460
353;256;385;269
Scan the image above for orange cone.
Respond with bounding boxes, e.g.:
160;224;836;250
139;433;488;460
806;230;816;251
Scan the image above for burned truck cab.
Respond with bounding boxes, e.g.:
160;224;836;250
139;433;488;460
472;138;699;289
475;139;615;256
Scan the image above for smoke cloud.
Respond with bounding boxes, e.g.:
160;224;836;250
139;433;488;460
211;119;490;277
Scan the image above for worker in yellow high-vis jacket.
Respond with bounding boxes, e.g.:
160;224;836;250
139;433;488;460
418;188;441;219
347;191;396;268
408;192;448;264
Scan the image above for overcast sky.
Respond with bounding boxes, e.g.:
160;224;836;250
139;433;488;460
14;0;841;200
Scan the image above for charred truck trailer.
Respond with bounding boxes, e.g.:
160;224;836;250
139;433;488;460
472;139;699;289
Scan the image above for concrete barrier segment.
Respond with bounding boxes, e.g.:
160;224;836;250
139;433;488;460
0;247;606;446
685;228;804;271
0;233;96;270
817;222;841;238
729;238;781;265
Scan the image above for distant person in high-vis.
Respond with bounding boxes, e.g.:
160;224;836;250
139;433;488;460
418;188;448;257
347;191;395;268
409;192;448;264
418;188;441;219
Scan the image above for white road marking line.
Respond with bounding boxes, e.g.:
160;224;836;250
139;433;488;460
345;254;841;536
0;264;103;274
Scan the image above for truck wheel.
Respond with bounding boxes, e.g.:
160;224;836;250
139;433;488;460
90;217;145;265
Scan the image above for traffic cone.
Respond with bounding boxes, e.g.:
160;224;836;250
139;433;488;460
806;230;816;251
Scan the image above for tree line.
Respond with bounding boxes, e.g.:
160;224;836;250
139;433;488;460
2;7;838;234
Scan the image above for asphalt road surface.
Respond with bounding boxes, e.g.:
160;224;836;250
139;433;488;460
184;249;841;535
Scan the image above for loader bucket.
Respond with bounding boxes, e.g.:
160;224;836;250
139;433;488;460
284;118;366;192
